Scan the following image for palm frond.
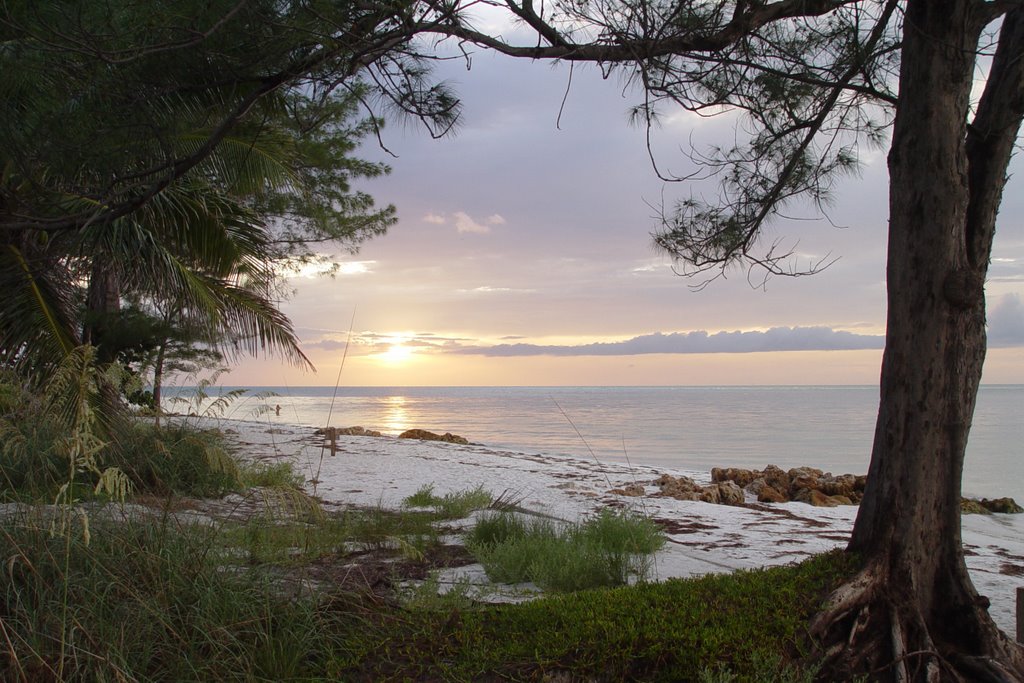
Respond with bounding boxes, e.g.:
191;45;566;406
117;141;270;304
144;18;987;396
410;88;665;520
0;244;79;381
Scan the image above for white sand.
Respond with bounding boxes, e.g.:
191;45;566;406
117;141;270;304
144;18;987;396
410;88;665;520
222;417;1024;636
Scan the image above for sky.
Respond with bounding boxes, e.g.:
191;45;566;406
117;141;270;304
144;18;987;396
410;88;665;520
228;22;1024;387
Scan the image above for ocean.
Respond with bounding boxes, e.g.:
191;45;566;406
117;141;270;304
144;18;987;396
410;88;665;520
176;385;1024;501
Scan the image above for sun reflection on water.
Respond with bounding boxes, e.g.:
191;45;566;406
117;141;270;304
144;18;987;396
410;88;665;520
381;395;409;434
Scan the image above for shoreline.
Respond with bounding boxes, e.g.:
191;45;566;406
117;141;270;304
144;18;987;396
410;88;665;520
214;416;1024;635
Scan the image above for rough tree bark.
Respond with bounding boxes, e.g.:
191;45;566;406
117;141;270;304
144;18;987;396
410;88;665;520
83;259;121;364
810;2;1024;681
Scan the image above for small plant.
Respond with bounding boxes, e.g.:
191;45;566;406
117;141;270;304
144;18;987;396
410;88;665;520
167;369;247;427
346;503;442;554
403;483;438;508
401;573;478;611
402;483;495;520
698;652;821;683
240;459;305;489
467;508;665;591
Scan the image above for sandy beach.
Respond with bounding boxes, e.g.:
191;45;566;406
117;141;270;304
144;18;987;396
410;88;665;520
221;416;1024;636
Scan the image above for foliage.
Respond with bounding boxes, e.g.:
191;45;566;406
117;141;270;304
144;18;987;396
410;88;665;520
0;515;353;682
468;508;665;591
432;1;901;279
240;459;306;490
0;0;465;394
336;550;856;681
0;371;248;501
402;482;495;519
0;495;855;683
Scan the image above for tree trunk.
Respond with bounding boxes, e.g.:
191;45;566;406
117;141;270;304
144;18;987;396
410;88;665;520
813;2;1024;680
153;341;166;429
83;259;121;363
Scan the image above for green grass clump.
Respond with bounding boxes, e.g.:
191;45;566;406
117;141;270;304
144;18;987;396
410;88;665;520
467;508;666;591
402;483;494;519
240;459;306;489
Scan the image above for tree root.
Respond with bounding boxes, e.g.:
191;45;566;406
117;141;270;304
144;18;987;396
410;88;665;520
809;565;1024;682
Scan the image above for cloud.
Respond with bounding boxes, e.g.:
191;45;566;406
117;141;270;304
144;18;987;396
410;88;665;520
336;261;375;276
988;294;1024;346
304;331;477;353
453;211;491;234
457;285;537;295
449;326;885;357
451;211;507;234
423;213;447;224
303;338;354;351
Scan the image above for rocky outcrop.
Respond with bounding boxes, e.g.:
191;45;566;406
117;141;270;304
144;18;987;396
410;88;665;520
313;428;382;438
711;465;866;507
315;426;383;438
960;496;1024;515
398;429;469;445
645;474;746;506
617;466;1022;514
716;481;745;506
608;483;646;497
980;497;1024;514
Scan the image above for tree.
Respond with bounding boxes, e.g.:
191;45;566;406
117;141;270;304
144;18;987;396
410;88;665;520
0;0;454;390
429;1;1024;679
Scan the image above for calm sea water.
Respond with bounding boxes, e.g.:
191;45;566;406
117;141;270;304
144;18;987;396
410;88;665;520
179;385;1023;500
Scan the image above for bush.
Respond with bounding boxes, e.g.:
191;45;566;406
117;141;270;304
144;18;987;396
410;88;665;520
0;371;245;501
110;421;242;497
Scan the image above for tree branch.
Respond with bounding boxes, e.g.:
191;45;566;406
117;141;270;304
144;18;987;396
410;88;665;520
965;6;1024;268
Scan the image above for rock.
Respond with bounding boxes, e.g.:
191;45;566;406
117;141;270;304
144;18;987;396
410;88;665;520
609;483;646;497
316;426;383;438
819;475;860;497
653;474;699;498
978;497;1024;514
716;481;745;506
961;498;992;515
397;429;469;444
757;485;788;503
788;475;821;498
711;467;757;488
744;477;768;495
699;486;721;504
340;426;382;437
787;466;824;481
762;464;791;492
793;488;839;507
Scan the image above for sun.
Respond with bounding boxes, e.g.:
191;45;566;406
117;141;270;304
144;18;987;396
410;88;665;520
378;343;414;364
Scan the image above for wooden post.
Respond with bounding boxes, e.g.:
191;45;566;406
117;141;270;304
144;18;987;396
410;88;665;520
1017;587;1023;644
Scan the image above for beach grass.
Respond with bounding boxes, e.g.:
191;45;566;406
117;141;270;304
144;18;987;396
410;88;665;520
0;392;248;502
402;482;495;519
468;508;666;591
0;504;853;682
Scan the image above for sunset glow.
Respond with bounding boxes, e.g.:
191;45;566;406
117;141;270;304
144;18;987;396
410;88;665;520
226;51;1024;388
